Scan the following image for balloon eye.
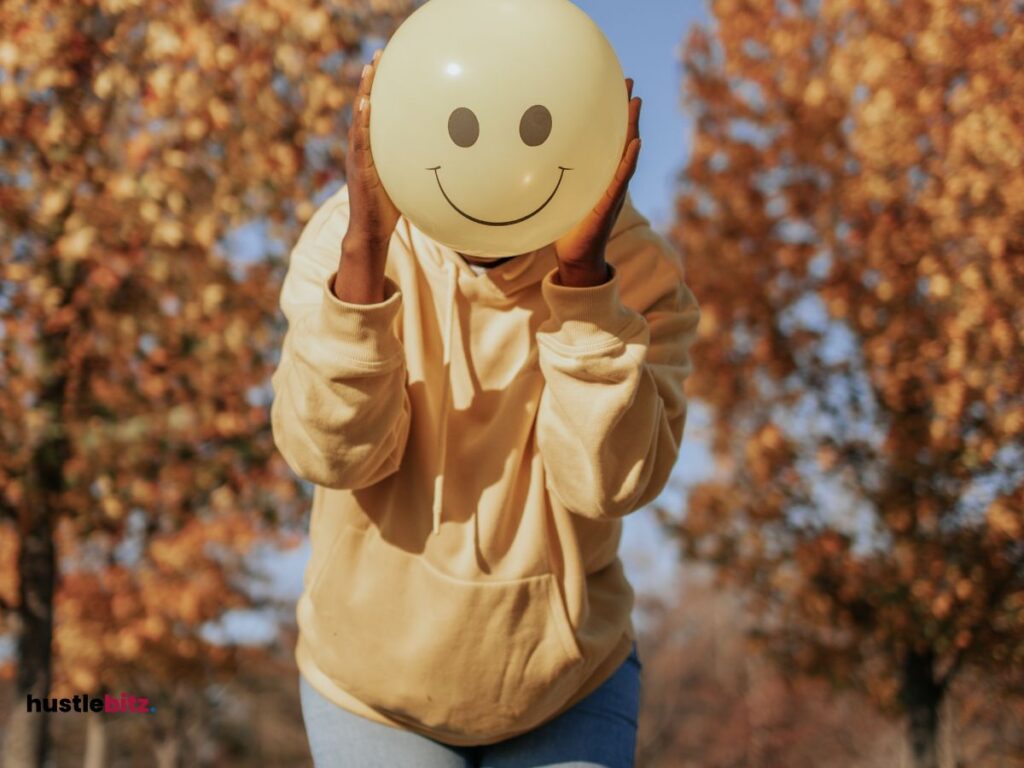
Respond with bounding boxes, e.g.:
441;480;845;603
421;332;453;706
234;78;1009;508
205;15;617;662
448;107;479;148
519;105;552;147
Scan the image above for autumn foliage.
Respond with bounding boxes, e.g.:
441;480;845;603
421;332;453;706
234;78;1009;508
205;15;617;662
637;573;1024;768
3;0;1023;765
0;0;410;765
671;0;1024;766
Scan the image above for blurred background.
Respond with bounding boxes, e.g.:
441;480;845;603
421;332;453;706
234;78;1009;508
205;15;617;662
1;0;1022;766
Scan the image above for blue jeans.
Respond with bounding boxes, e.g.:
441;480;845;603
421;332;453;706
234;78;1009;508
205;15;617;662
299;642;643;767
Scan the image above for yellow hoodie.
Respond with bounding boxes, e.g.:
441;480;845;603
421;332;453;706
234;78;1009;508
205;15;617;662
270;183;700;746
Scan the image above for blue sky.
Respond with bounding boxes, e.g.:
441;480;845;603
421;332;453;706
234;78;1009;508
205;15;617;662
574;0;709;230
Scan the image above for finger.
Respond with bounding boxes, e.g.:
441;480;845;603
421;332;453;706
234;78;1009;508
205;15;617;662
608;137;641;205
358;54;385;176
360;85;372;132
357;70;375;105
586;136;640;230
626;96;641;147
351;105;377;171
358;103;377;171
621;137;642;186
624;136;641;181
351;58;378;150
356;57;378;106
351;100;370;150
626;78;634;99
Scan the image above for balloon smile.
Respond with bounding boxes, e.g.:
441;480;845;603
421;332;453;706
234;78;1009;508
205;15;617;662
427;166;572;227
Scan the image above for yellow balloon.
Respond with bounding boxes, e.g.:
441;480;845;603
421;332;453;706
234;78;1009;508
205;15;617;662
369;0;629;259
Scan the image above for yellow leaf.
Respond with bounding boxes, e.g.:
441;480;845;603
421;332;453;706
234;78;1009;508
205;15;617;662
0;41;17;68
56;226;97;262
987;501;1021;538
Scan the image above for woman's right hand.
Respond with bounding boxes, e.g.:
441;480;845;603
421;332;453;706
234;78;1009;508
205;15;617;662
335;50;400;305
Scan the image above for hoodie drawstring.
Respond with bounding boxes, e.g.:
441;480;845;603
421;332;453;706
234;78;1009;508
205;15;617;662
432;260;458;535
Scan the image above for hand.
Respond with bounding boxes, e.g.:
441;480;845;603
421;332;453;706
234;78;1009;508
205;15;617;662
553;78;642;288
336;50;401;304
345;50;400;248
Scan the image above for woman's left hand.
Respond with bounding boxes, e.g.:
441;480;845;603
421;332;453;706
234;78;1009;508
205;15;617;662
553;78;642;288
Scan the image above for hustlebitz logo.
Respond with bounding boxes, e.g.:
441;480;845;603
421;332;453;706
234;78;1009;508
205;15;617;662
27;692;157;714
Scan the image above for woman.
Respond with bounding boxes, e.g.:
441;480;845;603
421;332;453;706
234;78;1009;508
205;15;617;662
270;51;700;767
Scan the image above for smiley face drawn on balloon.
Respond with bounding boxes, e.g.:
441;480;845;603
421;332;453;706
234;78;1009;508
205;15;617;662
369;0;628;259
429;105;573;227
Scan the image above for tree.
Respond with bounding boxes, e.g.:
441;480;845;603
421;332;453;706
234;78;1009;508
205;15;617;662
635;568;1024;767
0;1;411;764
636;572;904;768
670;1;1024;766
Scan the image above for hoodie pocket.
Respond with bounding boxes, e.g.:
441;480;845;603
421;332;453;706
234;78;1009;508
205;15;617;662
306;522;584;741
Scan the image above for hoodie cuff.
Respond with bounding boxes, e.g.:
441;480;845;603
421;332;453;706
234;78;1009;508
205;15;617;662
317;269;403;366
538;264;644;348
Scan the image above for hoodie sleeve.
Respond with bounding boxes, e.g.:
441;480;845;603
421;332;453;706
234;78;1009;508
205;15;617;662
269;186;412;490
534;201;700;521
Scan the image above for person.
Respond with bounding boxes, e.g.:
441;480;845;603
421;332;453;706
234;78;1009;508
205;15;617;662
270;50;700;768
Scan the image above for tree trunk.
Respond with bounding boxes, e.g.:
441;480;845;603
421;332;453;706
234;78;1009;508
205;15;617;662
902;648;943;768
2;332;70;768
2;473;57;768
152;687;186;768
83;713;107;768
